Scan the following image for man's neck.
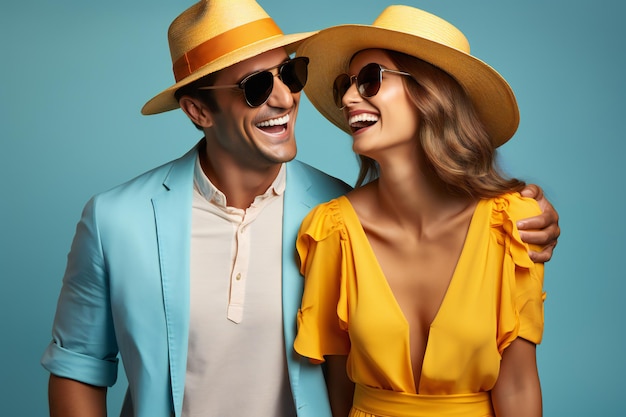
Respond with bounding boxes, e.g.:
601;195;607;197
199;142;282;209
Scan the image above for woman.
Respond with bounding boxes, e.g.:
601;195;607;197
294;6;546;417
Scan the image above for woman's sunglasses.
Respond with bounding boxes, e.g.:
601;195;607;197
333;63;413;109
198;56;310;108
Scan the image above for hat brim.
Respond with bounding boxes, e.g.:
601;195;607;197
298;25;519;147
142;31;316;115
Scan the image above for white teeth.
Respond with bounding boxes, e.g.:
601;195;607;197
256;114;290;127
349;113;379;126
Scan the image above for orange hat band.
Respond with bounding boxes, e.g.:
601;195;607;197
173;18;283;82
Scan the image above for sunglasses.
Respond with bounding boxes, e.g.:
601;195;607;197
333;63;413;109
198;56;309;107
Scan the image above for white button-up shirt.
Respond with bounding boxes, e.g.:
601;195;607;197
182;156;295;416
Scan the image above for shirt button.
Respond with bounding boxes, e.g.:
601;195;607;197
236;273;241;281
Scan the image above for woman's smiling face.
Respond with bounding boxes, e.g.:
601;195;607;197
341;49;420;160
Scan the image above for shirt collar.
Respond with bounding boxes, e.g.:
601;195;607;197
193;153;286;208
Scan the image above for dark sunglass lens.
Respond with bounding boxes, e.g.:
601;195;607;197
333;74;351;108
358;63;382;98
280;57;309;93
243;71;274;107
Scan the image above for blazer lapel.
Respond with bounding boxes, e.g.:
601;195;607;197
281;161;349;417
151;145;198;416
282;162;318;391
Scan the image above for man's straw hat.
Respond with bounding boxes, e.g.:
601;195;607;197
298;5;519;147
142;0;315;115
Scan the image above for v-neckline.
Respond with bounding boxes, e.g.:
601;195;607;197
337;195;484;393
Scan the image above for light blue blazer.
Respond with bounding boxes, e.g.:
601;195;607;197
41;143;351;417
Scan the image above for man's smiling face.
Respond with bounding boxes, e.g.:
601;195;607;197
205;48;301;170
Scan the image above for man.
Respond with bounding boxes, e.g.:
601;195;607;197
41;1;559;416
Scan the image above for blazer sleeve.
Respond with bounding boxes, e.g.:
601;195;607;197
41;195;119;387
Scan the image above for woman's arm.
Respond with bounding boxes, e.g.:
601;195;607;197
491;338;542;417
325;355;355;417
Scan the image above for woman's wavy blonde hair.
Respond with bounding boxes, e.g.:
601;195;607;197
355;50;525;198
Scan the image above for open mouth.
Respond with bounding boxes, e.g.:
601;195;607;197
256;114;290;134
349;113;379;133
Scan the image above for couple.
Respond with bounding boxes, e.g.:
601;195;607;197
42;1;558;416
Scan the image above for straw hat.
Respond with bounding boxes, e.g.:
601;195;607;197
142;0;315;115
298;5;519;147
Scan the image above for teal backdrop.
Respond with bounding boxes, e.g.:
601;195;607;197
1;0;624;415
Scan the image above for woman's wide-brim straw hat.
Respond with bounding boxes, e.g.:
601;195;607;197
298;5;519;147
142;0;315;115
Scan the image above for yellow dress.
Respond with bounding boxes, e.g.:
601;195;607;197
294;193;545;417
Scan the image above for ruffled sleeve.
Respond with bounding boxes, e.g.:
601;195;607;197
294;200;351;363
493;194;546;353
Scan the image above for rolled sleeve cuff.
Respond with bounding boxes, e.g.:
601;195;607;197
41;342;119;387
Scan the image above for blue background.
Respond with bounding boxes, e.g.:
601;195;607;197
1;0;624;415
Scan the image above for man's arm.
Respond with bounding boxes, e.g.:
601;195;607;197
518;184;560;263
325;355;354;417
49;375;107;417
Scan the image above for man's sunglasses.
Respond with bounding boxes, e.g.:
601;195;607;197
333;63;413;109
198;56;309;107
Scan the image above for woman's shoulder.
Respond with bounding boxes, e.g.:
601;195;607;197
299;196;353;241
483;192;542;265
487;191;542;220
